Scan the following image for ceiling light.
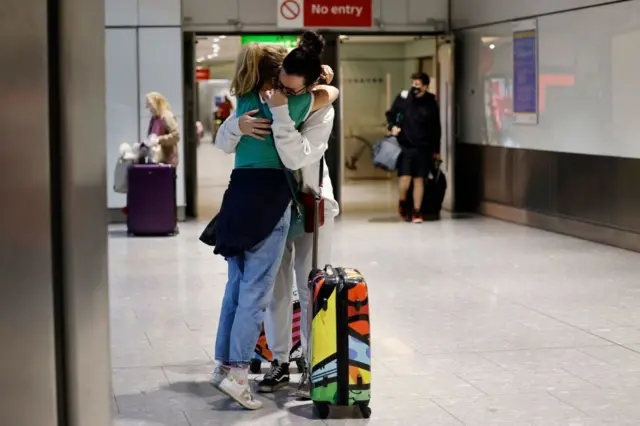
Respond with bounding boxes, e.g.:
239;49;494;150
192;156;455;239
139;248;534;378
489;44;496;50
207;54;214;59
219;35;227;39
197;56;205;62
213;38;219;43
213;44;220;52
213;53;218;57
339;35;349;40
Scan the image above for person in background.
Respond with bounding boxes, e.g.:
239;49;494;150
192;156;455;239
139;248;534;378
121;92;179;216
217;52;338;399
145;91;180;166
215;95;234;123
386;72;441;223
195;121;204;146
210;33;339;411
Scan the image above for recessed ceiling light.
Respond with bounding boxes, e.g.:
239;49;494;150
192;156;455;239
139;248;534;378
207;54;214;59
197;56;205;62
489;44;496;49
219;35;226;39
213;53;218;57
213;44;220;52
213;38;219;42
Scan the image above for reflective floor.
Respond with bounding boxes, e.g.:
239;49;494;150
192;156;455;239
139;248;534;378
110;214;640;426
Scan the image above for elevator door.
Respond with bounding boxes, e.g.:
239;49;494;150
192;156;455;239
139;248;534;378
437;36;456;212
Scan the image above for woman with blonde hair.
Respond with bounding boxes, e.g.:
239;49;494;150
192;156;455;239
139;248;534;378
210;32;338;410
144;91;180;166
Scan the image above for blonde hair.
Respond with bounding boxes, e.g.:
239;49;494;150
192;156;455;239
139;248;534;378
230;43;288;97
146;92;171;116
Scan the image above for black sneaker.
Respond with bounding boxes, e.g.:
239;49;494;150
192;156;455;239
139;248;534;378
257;360;290;393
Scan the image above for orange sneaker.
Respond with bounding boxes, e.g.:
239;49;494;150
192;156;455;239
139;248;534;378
412;211;423;223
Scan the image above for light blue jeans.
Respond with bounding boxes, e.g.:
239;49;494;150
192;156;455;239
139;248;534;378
214;209;291;366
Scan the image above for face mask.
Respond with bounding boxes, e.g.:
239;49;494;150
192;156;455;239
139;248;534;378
410;87;421;97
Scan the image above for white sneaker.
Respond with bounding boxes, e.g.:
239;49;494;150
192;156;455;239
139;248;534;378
210;364;229;388
219;368;263;410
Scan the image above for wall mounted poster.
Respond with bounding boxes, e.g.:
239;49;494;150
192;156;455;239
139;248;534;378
513;19;538;124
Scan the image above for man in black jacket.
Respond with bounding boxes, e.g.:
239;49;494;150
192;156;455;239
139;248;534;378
386;72;441;223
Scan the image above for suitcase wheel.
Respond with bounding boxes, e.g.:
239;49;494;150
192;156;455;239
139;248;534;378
249;358;262;374
322;298;328;311
313;402;330;419
359;403;372;419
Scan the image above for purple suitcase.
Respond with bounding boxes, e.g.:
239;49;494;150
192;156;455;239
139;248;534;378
127;164;178;236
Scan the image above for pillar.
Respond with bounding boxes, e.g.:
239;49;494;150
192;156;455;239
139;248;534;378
105;0;185;222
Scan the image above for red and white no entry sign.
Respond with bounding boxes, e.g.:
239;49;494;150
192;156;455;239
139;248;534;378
280;0;301;20
277;0;373;29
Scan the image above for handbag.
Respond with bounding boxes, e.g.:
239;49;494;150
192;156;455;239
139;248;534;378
284;170;305;241
199;214;218;247
372;135;402;172
113;158;133;193
300;157;325;233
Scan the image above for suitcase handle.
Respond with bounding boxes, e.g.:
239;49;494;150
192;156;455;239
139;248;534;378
311;157;324;270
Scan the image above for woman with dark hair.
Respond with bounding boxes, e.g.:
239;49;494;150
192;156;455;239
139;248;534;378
211;31;338;410
277;31;327;96
217;31;338;399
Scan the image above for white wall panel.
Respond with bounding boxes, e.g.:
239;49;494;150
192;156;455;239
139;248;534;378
138;0;181;26
138;28;183;113
379;0;410;24
371;0;448;25
238;0;277;24
407;0;448;24
138;27;185;206
105;0;138;26
183;0;238;25
458;1;640;158
106;29;138;208
452;0;623;28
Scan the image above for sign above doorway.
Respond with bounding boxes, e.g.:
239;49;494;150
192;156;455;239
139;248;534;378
241;35;298;49
277;0;373;29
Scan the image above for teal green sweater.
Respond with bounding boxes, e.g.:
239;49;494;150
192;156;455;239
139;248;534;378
234;91;313;169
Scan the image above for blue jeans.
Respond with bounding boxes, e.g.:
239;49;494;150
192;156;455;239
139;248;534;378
214;209;291;365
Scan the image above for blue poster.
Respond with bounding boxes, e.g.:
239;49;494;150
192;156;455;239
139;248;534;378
513;20;538;124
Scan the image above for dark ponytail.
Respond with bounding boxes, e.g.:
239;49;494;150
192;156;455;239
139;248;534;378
282;31;326;86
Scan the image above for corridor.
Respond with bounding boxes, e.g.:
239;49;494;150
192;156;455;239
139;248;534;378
110;216;640;425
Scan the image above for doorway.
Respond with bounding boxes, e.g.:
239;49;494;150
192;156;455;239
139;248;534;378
337;34;455;215
182;32;457;219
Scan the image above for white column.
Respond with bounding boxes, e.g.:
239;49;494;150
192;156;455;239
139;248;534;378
106;29;138;210
105;0;184;214
138;27;185;207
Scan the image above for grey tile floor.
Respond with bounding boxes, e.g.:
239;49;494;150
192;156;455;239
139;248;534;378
110;215;640;426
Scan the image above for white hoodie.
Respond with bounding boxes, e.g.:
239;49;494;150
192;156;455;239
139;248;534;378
215;103;339;217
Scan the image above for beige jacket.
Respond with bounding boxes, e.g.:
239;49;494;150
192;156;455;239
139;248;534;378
148;113;180;166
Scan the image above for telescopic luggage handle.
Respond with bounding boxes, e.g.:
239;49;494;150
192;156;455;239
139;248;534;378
311;157;324;270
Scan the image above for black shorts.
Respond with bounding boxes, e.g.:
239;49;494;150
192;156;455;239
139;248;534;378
397;148;430;178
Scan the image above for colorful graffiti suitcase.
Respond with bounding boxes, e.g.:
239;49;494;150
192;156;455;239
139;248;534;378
249;288;306;374
309;265;372;419
127;164;178;236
